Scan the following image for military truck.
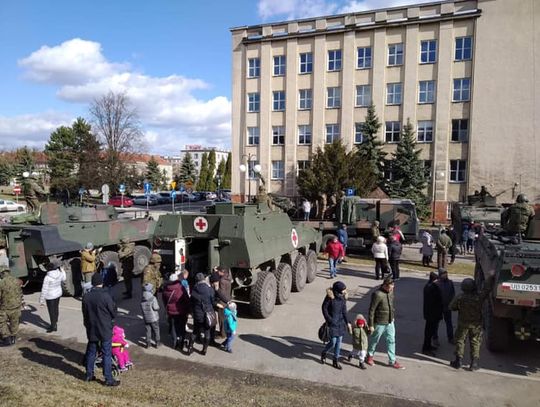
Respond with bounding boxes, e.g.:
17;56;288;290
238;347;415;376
152;202;322;318
474;209;540;352
0;203;156;296
301;197;419;250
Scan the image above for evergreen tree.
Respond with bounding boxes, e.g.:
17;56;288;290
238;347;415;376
356;104;386;191
45;125;78;193
175;152;197;186
0;157;15;185
145;156;163;189
386;118;431;218
73;118;101;189
215;158;226;189
14;146;35;176
196;152;210;191
207;150;217;191
222;153;232;189
297;140;374;201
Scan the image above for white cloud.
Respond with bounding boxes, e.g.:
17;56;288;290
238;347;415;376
0;111;73;150
258;0;438;19
12;38;232;154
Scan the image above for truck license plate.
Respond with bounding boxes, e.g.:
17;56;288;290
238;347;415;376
502;282;540;292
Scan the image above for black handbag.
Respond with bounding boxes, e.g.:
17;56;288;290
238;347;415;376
318;322;330;343
205;310;217;329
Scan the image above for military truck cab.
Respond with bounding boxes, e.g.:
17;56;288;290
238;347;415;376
152;202;322;318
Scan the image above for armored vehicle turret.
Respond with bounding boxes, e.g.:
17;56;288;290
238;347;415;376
152;202;322;318
0;203;156;296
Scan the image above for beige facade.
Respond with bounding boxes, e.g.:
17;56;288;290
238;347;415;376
179;145;230;176
231;0;540;218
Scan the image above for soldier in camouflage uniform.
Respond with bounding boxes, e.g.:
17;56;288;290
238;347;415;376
143;253;163;295
24;174;46;213
0;267;23;346
501;194;535;238
449;275;494;371
118;238;136;299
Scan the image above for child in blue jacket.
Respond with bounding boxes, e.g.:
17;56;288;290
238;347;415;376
222;302;237;353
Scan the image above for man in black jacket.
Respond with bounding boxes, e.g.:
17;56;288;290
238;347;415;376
187;273;215;356
422;272;443;356
82;273;119;386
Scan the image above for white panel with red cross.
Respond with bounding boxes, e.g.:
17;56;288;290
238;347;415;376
193;216;209;233
291;228;299;248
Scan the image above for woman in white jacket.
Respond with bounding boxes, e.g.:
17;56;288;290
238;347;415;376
371;236;389;280
39;259;66;333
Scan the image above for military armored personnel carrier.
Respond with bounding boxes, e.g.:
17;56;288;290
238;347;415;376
0;203;156;296
152;202;322;318
474;209;540;352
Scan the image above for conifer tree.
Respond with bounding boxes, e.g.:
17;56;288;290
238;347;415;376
175;152;197;186
196;153;209;190
222;153;231;189
207;150;217;191
145;156;163;189
356;104;386;190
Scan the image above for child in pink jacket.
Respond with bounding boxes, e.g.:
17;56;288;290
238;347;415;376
112;325;132;372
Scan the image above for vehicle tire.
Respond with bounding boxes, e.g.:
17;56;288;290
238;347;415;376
133;245;152;276
306;250;318;283
321;234;336;251
249;270;277;318
485;301;512;352
61;257;82;297
291;254;307;292
99;251;122;278
275;263;292;304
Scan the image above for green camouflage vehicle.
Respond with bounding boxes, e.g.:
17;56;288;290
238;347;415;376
152;202;322;318
474;208;540;352
0;203;156;296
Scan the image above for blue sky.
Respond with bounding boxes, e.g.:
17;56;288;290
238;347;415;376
0;0;433;154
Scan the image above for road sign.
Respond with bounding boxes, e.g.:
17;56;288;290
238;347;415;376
78;187;85;196
171;181;177;189
185;180;193;189
171;190;177;199
346;188;355;197
119;183;126;193
144;182;151;195
13;186;21;195
179;185;185;193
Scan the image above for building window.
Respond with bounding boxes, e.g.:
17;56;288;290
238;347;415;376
384;162;395;181
451;119;469;142
248;58;260;78
417;121;434;142
453;78;471;102
423;160;432;179
354;123;365;144
386;83;402;105
247;93;260;112
327;87;341;108
298;89;312;110
385;121;401;143
297;160;310;175
248;160;260;179
420;40;437;63
273;55;286;76
299;52;313;74
356;85;371;107
450;160;467;182
388;43;404;66
271;160;284;180
272;126;285;145
455;36;473;61
247;127;260;145
194;153;198;159
419;80;435;104
298;125;312;145
326;124;340;143
357;47;372;69
328;49;342;71
273;91;286;111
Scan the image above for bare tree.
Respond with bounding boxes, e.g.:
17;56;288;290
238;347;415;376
89;91;143;188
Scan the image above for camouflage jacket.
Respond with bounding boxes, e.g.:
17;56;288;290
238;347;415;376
503;203;535;234
0;273;23;310
450;277;494;325
118;242;135;260
143;265;162;293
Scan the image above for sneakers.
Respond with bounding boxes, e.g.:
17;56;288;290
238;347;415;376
105;380;120;387
365;355;375;366
359;361;367;370
391;361;405;370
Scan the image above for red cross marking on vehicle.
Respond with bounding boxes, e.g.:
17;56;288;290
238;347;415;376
291;228;299;248
194;216;208;232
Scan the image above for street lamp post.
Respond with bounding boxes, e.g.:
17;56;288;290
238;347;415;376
432;171;445;226
239;153;260;203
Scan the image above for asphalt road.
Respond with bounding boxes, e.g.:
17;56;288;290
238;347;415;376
19;261;540;407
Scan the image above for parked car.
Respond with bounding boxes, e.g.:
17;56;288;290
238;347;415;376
132;195;158;206
156;192;171;204
176;192;198;202
108;196;134;208
0;200;25;212
203;191;217;200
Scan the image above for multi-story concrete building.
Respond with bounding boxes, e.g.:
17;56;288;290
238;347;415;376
179;145;230;176
231;0;539;220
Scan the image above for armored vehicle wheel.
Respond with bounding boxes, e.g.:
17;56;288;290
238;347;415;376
62;257;81;297
275;263;292;304
99;251;122;278
306;250;318;283
133;245;151;276
250;270;277;318
291;254;307;292
486;302;512;352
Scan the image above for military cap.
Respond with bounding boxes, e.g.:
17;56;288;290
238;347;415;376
461;278;477;292
150;253;162;264
516;194;529;203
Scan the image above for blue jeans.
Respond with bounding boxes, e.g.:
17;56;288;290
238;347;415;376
322;335;343;359
85;339;113;383
224;332;235;352
328;258;339;277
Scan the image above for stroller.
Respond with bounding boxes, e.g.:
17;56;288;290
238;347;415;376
82;343;122;379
